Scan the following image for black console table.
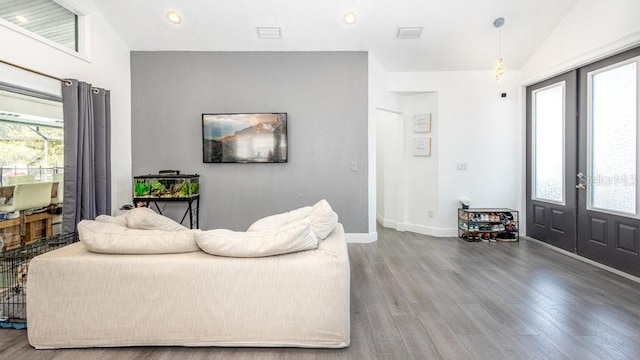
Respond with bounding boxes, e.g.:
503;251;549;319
133;195;199;229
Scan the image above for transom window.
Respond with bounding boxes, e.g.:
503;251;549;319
0;0;78;52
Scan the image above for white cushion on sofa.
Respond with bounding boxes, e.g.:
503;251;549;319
247;200;338;241
78;220;199;254
95;214;128;227
197;218;317;257
125;207;187;231
310;199;339;240
247;206;312;232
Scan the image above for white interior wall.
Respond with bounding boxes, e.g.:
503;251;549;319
387;71;521;236
367;53;402;241
0;0;132;215
375;109;402;227
395;93;439;233
376;111;386;222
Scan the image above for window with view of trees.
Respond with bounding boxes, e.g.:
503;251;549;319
0;87;63;184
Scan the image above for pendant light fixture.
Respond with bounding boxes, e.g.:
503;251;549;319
494;17;505;83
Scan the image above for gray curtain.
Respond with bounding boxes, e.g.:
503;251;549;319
62;80;111;233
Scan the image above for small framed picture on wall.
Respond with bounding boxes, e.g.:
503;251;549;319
413;137;431;156
413;113;431;133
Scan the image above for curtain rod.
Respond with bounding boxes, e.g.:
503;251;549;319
0;58;72;86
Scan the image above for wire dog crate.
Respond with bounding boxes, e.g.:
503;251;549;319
0;232;78;329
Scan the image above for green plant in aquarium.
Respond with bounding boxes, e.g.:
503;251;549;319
150;181;166;196
179;183;189;197
190;181;199;195
173;182;185;197
134;181;151;197
134;182;144;196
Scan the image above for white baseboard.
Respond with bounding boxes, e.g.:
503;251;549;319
346;232;378;243
396;223;457;237
524;236;640;284
378;219;457;238
376;214;397;229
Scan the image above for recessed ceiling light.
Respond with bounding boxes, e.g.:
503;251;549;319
166;11;181;24
343;11;357;25
15;15;28;24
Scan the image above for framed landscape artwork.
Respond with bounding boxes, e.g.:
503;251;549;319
202;113;288;163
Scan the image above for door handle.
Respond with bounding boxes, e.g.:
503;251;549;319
576;172;587;190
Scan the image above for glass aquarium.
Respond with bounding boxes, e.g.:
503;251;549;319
133;174;199;198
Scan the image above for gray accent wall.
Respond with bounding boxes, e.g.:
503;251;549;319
130;51;368;232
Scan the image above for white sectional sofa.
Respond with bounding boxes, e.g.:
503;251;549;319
27;206;350;349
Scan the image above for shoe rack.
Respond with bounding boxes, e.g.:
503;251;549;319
458;208;519;242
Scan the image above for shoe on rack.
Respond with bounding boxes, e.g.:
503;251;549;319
496;232;517;242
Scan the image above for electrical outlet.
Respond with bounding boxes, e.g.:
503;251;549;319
428;210;434;218
351;161;358;172
456;163;468;171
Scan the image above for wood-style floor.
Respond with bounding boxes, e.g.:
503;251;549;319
2;224;640;359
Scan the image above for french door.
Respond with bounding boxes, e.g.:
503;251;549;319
577;49;640;275
526;71;577;252
527;47;640;277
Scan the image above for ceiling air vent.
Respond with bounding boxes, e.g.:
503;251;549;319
396;27;423;40
256;27;282;39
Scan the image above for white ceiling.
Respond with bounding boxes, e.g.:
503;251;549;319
93;0;579;72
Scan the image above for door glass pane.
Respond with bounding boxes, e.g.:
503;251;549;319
533;83;565;203
589;62;637;214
